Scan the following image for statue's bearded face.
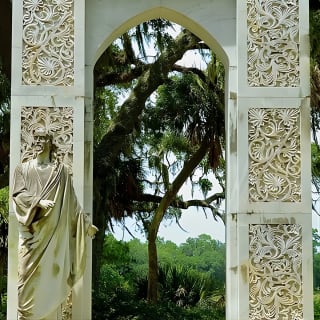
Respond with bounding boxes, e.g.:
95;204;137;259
34;133;52;155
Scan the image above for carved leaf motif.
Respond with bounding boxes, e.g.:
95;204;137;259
249;224;303;320
248;108;301;202
22;0;74;86
21;106;73;169
247;0;300;87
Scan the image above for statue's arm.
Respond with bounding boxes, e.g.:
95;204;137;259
75;209;98;239
64;166;98;238
12;165;41;225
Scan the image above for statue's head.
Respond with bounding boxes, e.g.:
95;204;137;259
33;127;52;139
32;127;56;160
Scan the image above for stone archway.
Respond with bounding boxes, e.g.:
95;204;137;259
8;1;312;319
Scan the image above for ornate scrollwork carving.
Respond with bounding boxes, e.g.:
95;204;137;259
22;0;74;86
249;224;303;320
21;106;73;168
247;0;300;87
248;108;301;202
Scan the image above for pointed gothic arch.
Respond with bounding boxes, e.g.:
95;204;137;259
85;5;234;67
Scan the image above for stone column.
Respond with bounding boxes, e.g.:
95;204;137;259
8;0;91;319
226;0;312;319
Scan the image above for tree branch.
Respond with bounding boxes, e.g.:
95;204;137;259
148;138;212;241
134;192;224;208
172;64;207;82
94;30;202;174
132;191;224;220
95;64;148;87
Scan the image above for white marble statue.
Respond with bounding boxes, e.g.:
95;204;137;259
12;128;98;320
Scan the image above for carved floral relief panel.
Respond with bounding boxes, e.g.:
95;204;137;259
249;224;303;320
21;106;73;168
247;0;300;87
248;108;301;202
22;0;74;86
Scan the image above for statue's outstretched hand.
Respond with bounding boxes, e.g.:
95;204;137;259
87;225;99;239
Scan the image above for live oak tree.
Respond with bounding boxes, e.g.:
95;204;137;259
92;22;225;301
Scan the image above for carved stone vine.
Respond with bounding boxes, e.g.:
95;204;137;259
247;0;300;87
249;224;303;320
20;106;73;169
248;108;301;202
22;0;74;86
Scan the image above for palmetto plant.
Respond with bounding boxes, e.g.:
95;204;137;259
158;263;215;307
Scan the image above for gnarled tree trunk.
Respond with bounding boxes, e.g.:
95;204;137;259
147;139;211;302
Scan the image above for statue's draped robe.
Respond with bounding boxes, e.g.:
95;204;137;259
12;160;88;320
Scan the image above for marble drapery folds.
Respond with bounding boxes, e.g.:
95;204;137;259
12;160;89;319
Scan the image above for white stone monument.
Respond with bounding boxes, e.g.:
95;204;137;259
8;0;312;319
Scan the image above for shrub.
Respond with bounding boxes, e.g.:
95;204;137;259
315;291;320;320
92;264;136;320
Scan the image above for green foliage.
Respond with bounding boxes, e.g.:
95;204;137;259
310;9;320;66
151;72;224;145
134;19;176;56
92;263;136;320
101;234;131;266
93;297;224;320
314;229;320;289
93;234;225;319
128;238;149;265
310;8;320;138
135;71;225;219
0;187;8;219
315;291;320;320
0;290;6;320
0;186;8;254
314;253;320;290
0;277;6;320
312;144;320;211
94;88;120;145
313;228;320;253
0;69;9;112
158;264;215;306
0;69;10;138
198;178;213;198
0;186;8;266
155;235;226;290
312;143;320;174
